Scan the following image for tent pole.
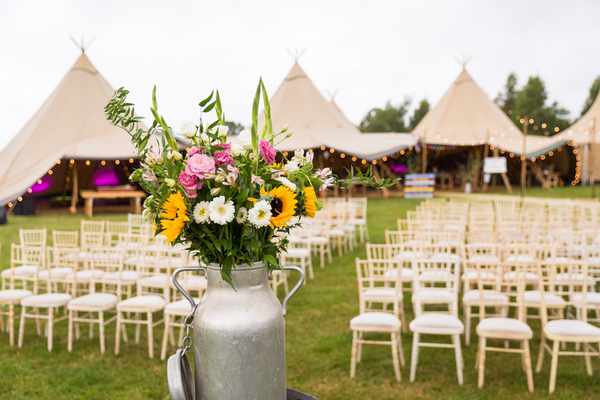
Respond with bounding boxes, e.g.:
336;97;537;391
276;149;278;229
69;162;78;214
421;140;428;173
482;130;490;191
520;120;528;197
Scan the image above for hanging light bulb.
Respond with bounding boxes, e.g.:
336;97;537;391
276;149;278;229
100;160;107;166
340;153;346;159
115;160;121;165
329;148;335;154
129;158;135;164
85;160;91;166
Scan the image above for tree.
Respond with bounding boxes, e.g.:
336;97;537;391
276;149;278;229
581;76;600;116
408;99;430;130
495;72;518;117
359;99;410;133
225;121;245;136
496;74;571;135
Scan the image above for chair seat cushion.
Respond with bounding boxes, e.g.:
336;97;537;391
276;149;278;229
117;295;166;312
523;291;566;307
306;236;328;245
419;270;455;282
350;312;401;332
544;320;600;339
68;293;118;310
138;274;170;288
0;289;32;303
102;271;139;283
429;253;461;263
283;248;311;258
570;292;600;305
165;298;200;316
66;269;105;282
180;276;208;291
1;265;39;278
384;268;415;281
393;251;423;261
554;272;593;284
38;267;74;280
409;314;464;335
463;290;509;305
462;270;499;281
466;255;500;264
477;318;533;339
22;293;71;308
504;272;539;282
362;287;399;301
414;288;455;303
505;255;535;264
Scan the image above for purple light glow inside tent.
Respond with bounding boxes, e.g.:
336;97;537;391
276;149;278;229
390;163;409;175
31;175;53;193
92;167;121;187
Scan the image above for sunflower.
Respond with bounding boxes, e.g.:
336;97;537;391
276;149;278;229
303;186;318;217
263;186;297;228
160;192;189;243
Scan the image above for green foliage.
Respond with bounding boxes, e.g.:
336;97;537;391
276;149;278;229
496;73;571;135
359;99;410;133
581;75;600;116
408;99;430;130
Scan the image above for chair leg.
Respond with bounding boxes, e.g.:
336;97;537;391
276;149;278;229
67;310;74;352
410;333;419;382
523;340;534;393
114;312;121;355
8;304;14;347
357;331;363;362
135;313;141;344
99;312;106;354
47;308;54;352
390;332;401;382
350;331;357;378
535;335;546;373
147;312;154;359
161;315;170;360
477;337;486;388
584;343;593;376
18;307;26;348
396;331;405;366
549;340;560;394
453;334;464;385
464;306;471;346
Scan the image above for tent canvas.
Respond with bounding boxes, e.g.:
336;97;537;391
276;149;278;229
0;52;137;205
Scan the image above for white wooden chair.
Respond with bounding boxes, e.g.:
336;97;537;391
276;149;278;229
0;289;32;346
535;263;600;393
1;244;44;293
18;292;71;352
52;230;79;248
280;243;313;281
105;221;130;246
366;243;415;293
475;271;534;392
411;256;459;318
114;277;168;358
350;311;403;382
80;220;106;249
19;228;47;248
355;258;406;329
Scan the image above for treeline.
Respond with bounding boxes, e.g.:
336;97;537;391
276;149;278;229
359;74;600;135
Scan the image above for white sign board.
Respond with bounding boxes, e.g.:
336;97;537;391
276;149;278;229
484;157;507;174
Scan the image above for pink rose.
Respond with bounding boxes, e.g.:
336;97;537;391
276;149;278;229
187;146;202;157
259;140;276;164
214;149;233;166
185;154;215;178
178;171;198;198
216;143;231;151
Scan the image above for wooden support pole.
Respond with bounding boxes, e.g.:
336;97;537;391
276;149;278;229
69;162;78;214
421;141;428;173
520;120;528;197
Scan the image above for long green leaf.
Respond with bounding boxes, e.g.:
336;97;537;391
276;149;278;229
259;79;273;142
250;80;261;154
198;91;214;107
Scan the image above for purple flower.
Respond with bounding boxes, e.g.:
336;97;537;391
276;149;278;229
185;154;215;178
259;140;276;164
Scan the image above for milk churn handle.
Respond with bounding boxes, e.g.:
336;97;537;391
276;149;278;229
172;266;206;310
281;265;305;317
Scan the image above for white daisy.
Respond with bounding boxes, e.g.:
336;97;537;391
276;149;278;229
193;201;210;223
236;207;248;224
208;196;235;225
248;200;272;227
276;177;297;191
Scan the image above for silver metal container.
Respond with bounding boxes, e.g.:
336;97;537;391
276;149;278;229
173;263;303;400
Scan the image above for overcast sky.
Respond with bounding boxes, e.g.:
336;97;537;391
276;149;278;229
1;1;599;150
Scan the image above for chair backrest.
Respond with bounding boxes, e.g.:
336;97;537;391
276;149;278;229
81;220;105;234
52;230;79;248
106;221;130;245
19;228;47;248
412;257;459;293
11;243;44;268
539;262;590;325
81;232;106;250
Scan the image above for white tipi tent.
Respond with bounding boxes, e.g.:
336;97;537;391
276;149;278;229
0;52;137;205
413;66;564;156
270;62;416;160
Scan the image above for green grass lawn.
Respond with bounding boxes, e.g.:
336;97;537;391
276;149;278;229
0;198;599;399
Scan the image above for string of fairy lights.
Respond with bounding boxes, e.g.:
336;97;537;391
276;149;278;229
5;158;136;209
1;120;585;210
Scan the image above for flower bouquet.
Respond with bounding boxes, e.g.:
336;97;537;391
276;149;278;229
105;80;332;282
